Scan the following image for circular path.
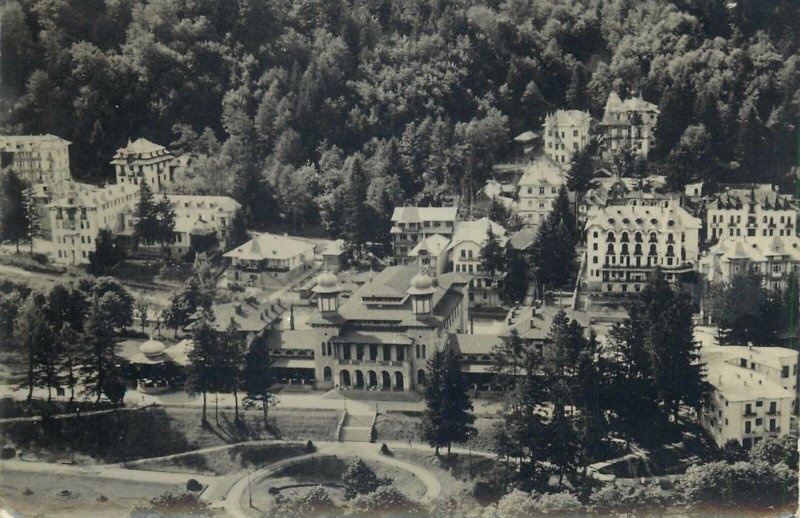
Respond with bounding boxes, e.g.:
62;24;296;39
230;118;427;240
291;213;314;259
221;441;442;518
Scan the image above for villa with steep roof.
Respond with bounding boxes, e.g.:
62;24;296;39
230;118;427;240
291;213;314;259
706;184;796;242
110;138;185;192
224;232;316;288
599;92;659;159
265;267;471;392
517;156;568;227
584;205;701;292
447;218;508;307
390;206;458;260
408;234;451;276
543;109;592;165
699;235;800;291
0;134;71;185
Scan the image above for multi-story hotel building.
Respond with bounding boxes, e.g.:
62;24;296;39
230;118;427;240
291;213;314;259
110;138;184;192
50;183;137;265
706;184;796;242
0;134;71;184
599;92;659;159
699;235;800;292
447;218;508;307
266;267;471;392
517;157;568;227
578;174;678;227
700;346;797;448
542;110;592;166
390;206;458;260
584;205;701;293
224;232;316;288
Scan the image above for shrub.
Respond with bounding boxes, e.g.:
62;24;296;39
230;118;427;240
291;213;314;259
186;479;203;492
0;447;16;460
380;443;391;456
306;440;315;452
346;484;420;515
342;458;389;500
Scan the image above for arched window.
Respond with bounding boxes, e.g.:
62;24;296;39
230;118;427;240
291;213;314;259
649;244;657;256
323;367;332;382
607;243;615;255
321;342;326;356
421;344;427;358
666;245;674;257
621;232;629;243
634;232;642;242
666;233;675;244
649;232;657;243
634;243;642;256
607;232;616;242
417;370;426;385
621;243;629;255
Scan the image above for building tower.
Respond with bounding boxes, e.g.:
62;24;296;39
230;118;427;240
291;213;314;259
312;271;340;313
408;271;435;315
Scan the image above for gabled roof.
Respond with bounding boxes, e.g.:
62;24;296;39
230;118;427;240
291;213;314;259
391;206;458;223
166;195;240;213
449;333;502;355
508;228;537;251
409;234;451;257
518;157;568;186
703;236;800;264
188;300;287;333
448;218;508;249
543;110;592;128
224;233;315;261
501;305;591;342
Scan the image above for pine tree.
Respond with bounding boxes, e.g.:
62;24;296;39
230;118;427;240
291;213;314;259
0;169;28;253
440;348;476;455
156;194;176;257
88;229;125;275
567;149;594;207
243;338;276;426
59;322;81;402
227;208;249;251
343;154;370;246
83;294;116;403
529;188;577;292
13;294;51;401
421;349;447;455
186;307;217;424
220;319;245;422
134;181;159;247
23;187;41;254
479;226;506;278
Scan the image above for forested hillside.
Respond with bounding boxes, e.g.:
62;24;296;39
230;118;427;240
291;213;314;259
2;0;798;237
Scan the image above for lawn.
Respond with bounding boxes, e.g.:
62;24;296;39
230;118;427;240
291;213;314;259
131;442;310;476
374;411;500;453
0;406;340;465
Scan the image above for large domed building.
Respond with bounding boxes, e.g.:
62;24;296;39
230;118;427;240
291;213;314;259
267;266;471;393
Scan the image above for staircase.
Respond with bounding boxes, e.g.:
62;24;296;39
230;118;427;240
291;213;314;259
339;413;375;443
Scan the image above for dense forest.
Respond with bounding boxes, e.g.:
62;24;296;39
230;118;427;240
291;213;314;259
2;0;799;236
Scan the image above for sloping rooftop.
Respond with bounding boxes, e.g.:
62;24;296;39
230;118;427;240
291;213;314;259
508;228;537;251
703;236;800;264
449;333;502;355
585;205;701;232
449;217;508;248
166;195;240;213
265;329;318;350
711;186;794;211
0;134;71;150
543;109;591;128
391;206;458;223
409;234;451;257
518;156;568;186
308;265;466;329
501;305;592;342
705;361;794;402
224;232;315;261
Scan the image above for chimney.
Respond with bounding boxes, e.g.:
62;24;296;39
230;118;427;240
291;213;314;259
530;319;535;329
234;302;242;315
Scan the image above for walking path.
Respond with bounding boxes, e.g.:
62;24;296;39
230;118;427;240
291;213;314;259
219;441;444;518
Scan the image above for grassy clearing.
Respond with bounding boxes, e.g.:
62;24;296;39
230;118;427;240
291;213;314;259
375;411;500;453
132;442;309;476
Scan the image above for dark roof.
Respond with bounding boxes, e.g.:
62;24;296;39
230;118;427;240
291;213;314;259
187;300;287;333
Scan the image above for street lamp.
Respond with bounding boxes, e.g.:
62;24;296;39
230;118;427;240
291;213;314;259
248;469;253;508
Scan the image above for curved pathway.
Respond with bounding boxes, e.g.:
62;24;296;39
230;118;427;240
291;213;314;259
220;441;443;518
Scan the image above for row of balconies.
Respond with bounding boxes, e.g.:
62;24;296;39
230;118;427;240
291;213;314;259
338;359;405;367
